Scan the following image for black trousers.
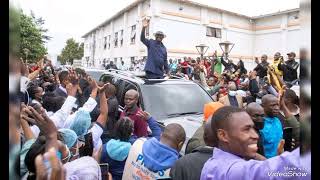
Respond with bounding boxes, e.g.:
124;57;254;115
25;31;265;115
145;71;164;79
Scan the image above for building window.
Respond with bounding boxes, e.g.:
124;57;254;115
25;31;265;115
120;30;124;46
130;25;136;44
107;35;111;49
104;37;107;49
130;57;135;63
114;32;118;47
206;27;222;38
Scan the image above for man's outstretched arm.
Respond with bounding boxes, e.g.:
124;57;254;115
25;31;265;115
140;19;150;47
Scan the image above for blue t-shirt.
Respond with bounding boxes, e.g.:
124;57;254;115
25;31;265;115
259;116;283;158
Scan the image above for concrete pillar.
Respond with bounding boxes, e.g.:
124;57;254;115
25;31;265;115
110;21;114;60
221;12;229;41
123;12;128;64
280;14;288;55
200;8;208;25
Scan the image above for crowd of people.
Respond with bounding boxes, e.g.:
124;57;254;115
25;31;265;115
7;17;309;180
10;47;309;180
104;58;147;72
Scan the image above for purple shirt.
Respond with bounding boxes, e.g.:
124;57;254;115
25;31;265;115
200;147;310;180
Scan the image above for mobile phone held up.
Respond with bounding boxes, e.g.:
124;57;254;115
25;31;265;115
100;163;109;180
283;127;293;152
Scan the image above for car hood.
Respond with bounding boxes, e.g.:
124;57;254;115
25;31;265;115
160;115;203;154
161;115;203;139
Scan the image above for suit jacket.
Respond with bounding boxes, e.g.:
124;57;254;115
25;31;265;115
219;94;243;108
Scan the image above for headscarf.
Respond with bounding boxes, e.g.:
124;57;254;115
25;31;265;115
63;156;101;180
203;102;224;122
70;110;91;137
58;129;78;148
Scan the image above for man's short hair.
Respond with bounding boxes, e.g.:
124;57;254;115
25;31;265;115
58;70;69;83
105;84;117;96
211;106;245;131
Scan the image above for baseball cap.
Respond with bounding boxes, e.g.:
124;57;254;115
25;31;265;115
287;52;296;57
154;31;166;37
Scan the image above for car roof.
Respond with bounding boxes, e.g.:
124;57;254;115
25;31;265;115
99;70;199;85
84;68;106;72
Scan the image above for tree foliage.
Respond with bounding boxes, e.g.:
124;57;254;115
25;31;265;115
9;6;20;55
58;38;84;65
19;11;51;63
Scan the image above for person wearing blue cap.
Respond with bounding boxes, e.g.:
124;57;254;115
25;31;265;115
70;110;92;137
58;128;78;149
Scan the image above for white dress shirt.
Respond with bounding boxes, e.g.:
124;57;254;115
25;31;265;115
30;96;77;137
62;97;97;129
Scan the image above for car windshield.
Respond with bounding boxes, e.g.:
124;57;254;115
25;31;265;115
141;83;213;121
85;70;104;81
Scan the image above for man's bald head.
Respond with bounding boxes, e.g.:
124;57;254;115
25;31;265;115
246;102;265;123
203;117;216;147
125;89;139;98
261;94;280;117
124;89;139;108
246;102;264;115
261;54;268;62
261;94;277;105
161;123;186;152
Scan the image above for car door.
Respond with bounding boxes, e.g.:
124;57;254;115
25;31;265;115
99;74;113;84
118;79;140;110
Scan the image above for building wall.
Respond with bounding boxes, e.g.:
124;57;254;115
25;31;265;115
83;0;300;71
83;1;151;68
253;12;300;59
156;0;255;62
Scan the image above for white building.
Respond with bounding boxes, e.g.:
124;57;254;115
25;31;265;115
82;0;300;70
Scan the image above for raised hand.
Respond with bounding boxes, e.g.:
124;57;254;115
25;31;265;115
68;71;79;85
137;110;151;121
98;82;109;94
142;18;150;27
255;57;259;64
277;139;285;155
37;58;44;69
27;106;58;138
35;147;66;180
66;82;78;97
21;104;36;125
88;76;98;90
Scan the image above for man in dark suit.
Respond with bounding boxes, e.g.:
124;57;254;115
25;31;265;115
53;70;69;97
141;18;169;79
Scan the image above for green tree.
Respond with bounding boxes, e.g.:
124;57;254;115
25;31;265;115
58;38;84;65
20;10;50;63
9;6;20;55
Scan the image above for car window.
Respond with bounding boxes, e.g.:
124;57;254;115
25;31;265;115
86;71;104;81
141;84;213;121
119;80;139;108
99;74;113;83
